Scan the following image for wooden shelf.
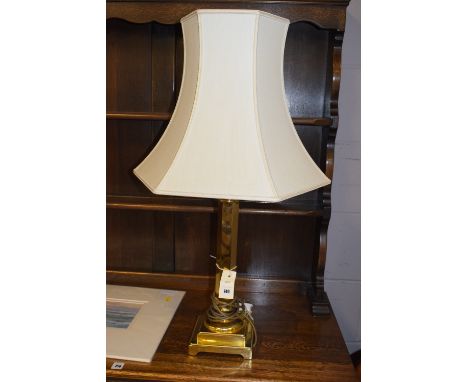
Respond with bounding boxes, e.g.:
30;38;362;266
106;271;356;382
107;195;328;217
107;111;172;121
106;111;333;126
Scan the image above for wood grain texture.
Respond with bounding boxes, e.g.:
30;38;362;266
237;214;317;280
310;215;332;315
106;209;155;272
106;0;349;314
107;1;349;30
153;212;175;272
106;119;159;196
284;22;328;118
106;195;327;216
106;274;356;381
107;19;152;112
174;213;215;274
107;270;309;294
310;32;343;314
107;111;333;126
151;23;177;113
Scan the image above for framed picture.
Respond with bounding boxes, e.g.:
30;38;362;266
106;284;185;362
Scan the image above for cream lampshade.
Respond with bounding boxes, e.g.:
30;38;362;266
134;9;330;202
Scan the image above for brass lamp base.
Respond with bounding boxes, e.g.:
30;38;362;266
188;314;254;359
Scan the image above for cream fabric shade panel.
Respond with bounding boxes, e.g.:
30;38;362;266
134;10;330;202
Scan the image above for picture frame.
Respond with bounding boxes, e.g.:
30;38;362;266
106;284;185;362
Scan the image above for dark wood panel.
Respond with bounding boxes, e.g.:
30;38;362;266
107;19;152;111
284;22;329;118
174;25;184;97
238;214;317;280
153;212;175;272
106;119;159;195
174;213;216;275
106;119;119;195
297;125;324;171
151;23;177;112
106;20;177;197
143;23;180;274
106;210;176;273
106;209;154;272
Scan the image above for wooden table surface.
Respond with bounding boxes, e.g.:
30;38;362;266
106;284;357;381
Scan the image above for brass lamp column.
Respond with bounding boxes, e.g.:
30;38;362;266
189;200;254;359
206;200;241;333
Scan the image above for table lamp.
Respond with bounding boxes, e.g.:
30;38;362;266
134;9;330;360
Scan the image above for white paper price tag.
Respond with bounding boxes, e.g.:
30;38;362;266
219;270;236;299
111;362;125;370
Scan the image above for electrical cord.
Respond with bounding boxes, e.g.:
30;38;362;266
206;292;257;348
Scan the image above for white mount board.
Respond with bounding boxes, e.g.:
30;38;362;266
106;285;185;362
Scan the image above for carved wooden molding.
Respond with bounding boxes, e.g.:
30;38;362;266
325;32;343;197
107;1;349;30
310;32;344;315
